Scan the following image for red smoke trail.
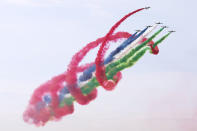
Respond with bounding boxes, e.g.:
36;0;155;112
65;32;131;105
95;8;145;91
23;32;131;126
24;8;147;126
142;38;159;54
76;62;95;72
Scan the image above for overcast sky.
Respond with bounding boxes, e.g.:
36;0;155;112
0;0;197;131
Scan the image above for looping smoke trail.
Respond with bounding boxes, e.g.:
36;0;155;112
23;32;131;126
65;32;131;105
23;8;173;126
95;8;145;91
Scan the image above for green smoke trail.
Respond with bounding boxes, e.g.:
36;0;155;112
109;32;172;77
60;31;171;107
153;32;171;48
60;47;149;106
105;27;165;74
106;47;150;79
